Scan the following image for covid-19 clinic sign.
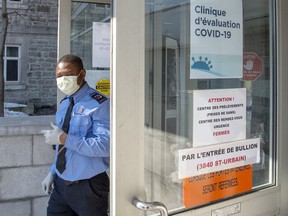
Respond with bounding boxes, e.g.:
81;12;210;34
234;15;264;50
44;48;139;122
190;0;243;79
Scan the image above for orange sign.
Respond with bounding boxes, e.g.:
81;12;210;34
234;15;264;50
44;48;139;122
242;52;263;81
183;165;252;208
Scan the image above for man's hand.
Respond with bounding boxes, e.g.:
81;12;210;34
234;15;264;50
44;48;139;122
41;123;64;145
41;172;55;195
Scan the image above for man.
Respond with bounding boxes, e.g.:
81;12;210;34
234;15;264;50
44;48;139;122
41;54;110;216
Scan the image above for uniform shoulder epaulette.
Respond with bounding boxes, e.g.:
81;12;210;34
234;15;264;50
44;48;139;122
90;92;107;104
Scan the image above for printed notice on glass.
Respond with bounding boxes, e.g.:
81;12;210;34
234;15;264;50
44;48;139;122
193;88;246;147
178;138;260;179
182;165;252;208
190;0;243;79
92;22;110;68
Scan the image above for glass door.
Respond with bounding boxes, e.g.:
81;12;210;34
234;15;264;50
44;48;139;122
111;0;280;215
57;0;288;215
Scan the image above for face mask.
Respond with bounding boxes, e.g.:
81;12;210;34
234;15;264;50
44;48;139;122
56;70;83;95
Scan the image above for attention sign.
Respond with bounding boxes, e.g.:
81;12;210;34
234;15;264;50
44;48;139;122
193;88;246;147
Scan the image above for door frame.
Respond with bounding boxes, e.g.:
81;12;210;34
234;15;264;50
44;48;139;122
57;1;145;215
278;0;288;215
110;0;145;215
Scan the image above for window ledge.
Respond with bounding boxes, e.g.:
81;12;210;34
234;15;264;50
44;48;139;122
0;115;55;136
5;84;26;90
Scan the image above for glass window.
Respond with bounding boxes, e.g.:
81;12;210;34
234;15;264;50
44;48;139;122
6;47;19;57
6;60;18;81
70;1;111;94
4;46;20;82
145;0;275;214
71;2;111;70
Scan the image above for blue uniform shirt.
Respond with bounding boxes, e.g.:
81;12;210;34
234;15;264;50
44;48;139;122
50;82;110;181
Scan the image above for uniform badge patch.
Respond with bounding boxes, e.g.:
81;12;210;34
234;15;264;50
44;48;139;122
78;108;84;113
91;92;107;104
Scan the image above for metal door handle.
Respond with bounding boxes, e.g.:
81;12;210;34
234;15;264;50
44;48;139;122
132;197;168;216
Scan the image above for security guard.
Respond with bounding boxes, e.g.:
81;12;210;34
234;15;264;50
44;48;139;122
41;54;110;216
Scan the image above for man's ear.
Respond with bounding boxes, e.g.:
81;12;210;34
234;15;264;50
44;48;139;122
78;69;86;85
82;69;86;78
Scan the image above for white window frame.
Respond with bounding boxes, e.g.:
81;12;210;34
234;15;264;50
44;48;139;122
0;0;28;9
4;45;21;83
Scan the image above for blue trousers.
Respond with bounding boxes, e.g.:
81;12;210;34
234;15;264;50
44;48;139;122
47;172;109;216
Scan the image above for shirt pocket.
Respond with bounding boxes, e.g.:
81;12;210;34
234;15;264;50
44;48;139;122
69;113;91;136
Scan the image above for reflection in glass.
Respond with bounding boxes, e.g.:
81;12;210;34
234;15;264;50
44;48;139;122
71;2;111;70
70;2;111;94
6;47;19;57
145;0;275;214
6;60;18;81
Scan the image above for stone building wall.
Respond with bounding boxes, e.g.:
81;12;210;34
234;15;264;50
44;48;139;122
0;1;58;215
0;116;54;216
4;0;58;114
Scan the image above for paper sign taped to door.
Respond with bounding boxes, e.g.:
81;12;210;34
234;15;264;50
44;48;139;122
178;138;260;179
183;165;252;208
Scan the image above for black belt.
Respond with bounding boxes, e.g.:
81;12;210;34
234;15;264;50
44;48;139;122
64;180;80;185
62;172;107;186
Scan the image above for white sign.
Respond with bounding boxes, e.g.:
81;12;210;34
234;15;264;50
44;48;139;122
92;22;110;68
193;88;246;147
190;0;243;79
178;138;260;179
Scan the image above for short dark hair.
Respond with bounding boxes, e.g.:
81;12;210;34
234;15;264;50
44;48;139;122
58;54;84;71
